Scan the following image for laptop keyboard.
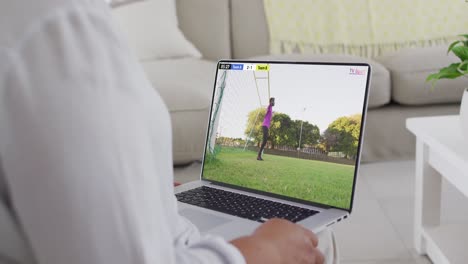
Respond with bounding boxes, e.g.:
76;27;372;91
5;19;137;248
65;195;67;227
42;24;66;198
176;186;319;223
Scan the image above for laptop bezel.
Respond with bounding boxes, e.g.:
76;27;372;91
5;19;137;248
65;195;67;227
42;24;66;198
200;60;371;213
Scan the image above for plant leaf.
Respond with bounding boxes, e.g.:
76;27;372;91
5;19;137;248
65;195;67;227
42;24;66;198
451;46;468;61
447;40;462;54
457;61;468;75
426;64;464;89
426;63;463;83
426;73;439;82
436;63;464;79
459;34;468;40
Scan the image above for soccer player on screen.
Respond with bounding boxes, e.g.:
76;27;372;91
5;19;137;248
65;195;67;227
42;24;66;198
257;97;275;161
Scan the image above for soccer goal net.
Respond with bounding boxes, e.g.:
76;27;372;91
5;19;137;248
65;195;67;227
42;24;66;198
207;68;270;155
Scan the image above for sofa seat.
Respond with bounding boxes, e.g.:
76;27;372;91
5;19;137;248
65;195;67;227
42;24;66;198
249;54;391;109
362;103;460;162
141;58;216;164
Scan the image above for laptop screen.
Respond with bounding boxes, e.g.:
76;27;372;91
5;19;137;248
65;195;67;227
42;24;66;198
202;61;370;211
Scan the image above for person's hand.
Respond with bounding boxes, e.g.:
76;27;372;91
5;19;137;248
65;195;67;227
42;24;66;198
231;218;324;264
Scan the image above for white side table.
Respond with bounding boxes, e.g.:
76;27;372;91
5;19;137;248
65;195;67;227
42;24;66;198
406;115;468;264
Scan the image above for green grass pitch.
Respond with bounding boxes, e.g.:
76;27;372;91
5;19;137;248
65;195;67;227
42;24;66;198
203;147;355;209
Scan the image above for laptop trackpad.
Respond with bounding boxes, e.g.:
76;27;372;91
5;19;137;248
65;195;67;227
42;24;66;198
180;208;232;232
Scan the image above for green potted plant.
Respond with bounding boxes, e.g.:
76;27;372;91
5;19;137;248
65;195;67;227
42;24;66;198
427;34;468;135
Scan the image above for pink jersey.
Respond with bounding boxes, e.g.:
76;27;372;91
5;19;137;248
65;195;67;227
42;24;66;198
262;105;273;128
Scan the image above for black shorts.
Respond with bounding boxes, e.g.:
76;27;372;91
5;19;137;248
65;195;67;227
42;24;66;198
262;125;269;142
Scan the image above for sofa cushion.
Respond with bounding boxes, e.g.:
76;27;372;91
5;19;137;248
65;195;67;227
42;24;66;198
142;59;216;164
375;46;467;105
142;59;216;112
112;0;201;61
249;54;391;109
176;0;231;61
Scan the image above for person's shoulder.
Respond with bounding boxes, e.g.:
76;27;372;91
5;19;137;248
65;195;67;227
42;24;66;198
0;0;109;51
0;0;116;93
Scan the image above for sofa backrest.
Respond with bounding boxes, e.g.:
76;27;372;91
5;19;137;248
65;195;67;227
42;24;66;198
176;0;270;60
176;0;232;60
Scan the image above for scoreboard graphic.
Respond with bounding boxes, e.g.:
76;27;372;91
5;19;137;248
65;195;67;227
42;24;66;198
219;63;269;71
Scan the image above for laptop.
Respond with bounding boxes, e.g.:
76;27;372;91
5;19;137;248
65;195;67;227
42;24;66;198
175;60;371;240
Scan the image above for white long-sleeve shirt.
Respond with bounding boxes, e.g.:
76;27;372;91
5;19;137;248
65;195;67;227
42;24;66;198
0;0;245;263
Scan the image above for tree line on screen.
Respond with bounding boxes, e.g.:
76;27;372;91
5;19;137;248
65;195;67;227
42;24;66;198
240;108;362;159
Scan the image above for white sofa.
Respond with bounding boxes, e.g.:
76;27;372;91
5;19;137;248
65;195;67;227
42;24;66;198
110;0;465;165
169;0;465;164
116;0;463;165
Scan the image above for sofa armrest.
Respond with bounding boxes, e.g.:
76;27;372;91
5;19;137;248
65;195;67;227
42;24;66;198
176;0;231;61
